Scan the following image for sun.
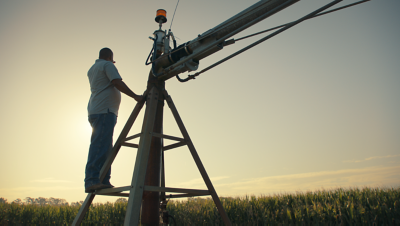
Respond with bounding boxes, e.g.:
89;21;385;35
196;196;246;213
76;118;93;141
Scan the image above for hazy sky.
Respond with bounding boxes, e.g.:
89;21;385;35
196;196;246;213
0;0;399;204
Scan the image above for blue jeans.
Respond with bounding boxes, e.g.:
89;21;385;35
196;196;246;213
85;111;116;189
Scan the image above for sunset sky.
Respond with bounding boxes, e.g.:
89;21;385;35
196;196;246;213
0;0;399;204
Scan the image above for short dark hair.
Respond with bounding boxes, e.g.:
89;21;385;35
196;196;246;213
99;48;113;59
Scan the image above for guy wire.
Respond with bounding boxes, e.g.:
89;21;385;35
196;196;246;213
169;0;180;30
150;0;369;67
235;0;370;42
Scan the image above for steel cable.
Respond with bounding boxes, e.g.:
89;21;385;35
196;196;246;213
235;0;371;42
176;0;370;82
169;0;180;31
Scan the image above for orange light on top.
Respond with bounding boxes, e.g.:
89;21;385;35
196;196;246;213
156;9;166;18
155;9;167;23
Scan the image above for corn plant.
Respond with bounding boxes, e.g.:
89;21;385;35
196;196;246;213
0;187;399;225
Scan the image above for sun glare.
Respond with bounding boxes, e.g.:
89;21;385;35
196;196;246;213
86;124;93;135
76;122;93;141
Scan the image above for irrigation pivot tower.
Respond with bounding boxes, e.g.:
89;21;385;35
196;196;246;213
73;0;370;225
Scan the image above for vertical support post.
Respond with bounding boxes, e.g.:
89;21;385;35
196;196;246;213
124;87;161;226
163;90;232;226
141;86;165;225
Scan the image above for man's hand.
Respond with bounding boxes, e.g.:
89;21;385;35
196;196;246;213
134;95;143;102
111;79;143;102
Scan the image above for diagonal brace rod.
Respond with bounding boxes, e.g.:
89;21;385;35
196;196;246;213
163;90;232;226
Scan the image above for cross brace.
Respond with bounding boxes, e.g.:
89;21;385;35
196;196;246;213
72;86;231;226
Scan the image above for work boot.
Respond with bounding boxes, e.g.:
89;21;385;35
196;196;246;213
103;183;114;189
85;183;111;193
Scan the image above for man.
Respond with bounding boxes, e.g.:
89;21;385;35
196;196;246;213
85;48;143;193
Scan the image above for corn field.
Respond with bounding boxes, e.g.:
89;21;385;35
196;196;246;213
0;187;399;225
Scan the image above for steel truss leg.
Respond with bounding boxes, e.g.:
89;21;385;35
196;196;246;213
163;90;232;226
73;87;231;225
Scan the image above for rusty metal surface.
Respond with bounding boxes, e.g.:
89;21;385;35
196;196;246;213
124;87;160;226
140;75;166;225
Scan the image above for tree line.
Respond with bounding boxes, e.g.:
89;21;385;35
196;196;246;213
0;197;128;206
1;197;77;206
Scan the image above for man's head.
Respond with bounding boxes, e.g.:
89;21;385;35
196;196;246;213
99;48;113;62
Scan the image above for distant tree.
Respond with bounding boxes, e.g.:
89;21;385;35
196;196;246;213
38;197;68;206
12;198;22;204
70;201;80;207
60;198;68;206
48;197;59;205
35;197;48;205
0;197;7;204
25;197;35;205
115;198;128;203
70;200;84;206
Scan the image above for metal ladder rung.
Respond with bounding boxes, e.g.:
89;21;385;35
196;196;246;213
145;186;210;195
121;142;139;148
151;132;185;142
94;185;210;196
97;193;130;197
124;133;142;142
95;186;131;195
166;193;211;199
163;141;187;151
